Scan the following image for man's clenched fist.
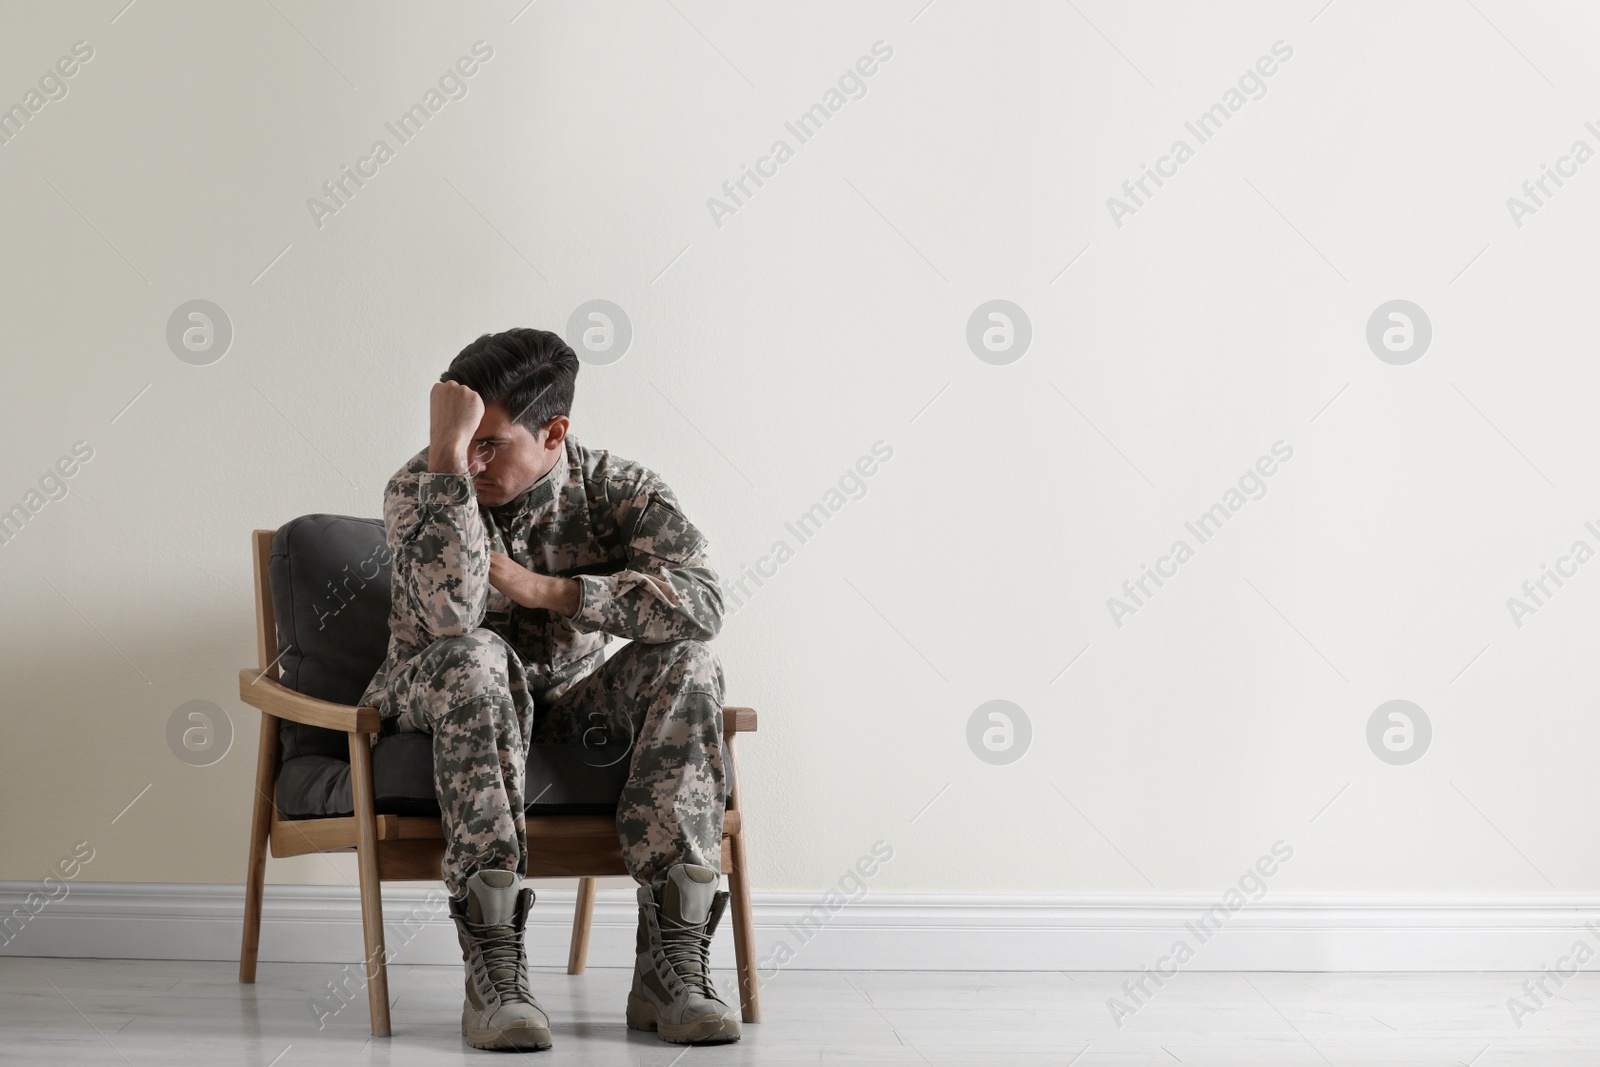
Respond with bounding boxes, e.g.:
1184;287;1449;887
428;381;485;474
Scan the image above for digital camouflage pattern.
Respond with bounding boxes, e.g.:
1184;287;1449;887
359;436;727;898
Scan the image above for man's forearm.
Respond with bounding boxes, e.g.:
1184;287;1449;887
507;570;580;617
386;465;490;640
488;550;580;620
428;443;468;474
566;566;723;643
539;575;581;617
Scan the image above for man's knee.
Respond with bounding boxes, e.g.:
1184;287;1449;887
652;639;723;681
423;627;509;672
420;627;514;706
638;638;721;691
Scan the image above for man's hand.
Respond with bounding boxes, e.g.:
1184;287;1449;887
428;381;486;474
488;551;581;617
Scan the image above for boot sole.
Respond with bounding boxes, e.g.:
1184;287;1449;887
626;991;741;1044
462;1004;553;1051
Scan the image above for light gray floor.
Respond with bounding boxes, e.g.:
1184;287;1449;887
1;957;1597;1064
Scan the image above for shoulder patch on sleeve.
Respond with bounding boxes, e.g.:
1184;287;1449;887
631;497;706;560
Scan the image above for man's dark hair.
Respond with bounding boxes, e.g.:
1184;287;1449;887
441;328;579;432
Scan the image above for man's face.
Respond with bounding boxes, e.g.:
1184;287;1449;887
467;402;565;507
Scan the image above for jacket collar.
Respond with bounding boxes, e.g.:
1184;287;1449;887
487;441;568;521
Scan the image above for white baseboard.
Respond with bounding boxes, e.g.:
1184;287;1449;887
4;882;1600;975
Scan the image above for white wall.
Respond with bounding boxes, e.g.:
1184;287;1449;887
3;0;1600;906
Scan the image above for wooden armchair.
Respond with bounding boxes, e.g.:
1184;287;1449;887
235;524;760;1036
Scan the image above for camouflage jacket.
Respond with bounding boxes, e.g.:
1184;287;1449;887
358;435;723;718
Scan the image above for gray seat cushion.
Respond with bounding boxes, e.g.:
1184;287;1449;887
266;513;637;820
275;733;633;820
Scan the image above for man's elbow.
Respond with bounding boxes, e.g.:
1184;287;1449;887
694;581;725;639
690;610;722;642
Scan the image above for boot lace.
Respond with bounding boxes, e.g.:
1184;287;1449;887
464;919;534;1005
647;899;718;999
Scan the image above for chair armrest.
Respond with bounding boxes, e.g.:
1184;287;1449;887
724;706;757;735
237;668;381;733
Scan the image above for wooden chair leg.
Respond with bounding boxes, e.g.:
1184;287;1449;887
727;826;761;1023
240;711;278;983
567;877;598;974
349;734;392;1038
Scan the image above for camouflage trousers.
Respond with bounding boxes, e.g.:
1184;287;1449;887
386;628;726;900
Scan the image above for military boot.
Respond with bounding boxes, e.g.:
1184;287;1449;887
626;863;742;1044
449;870;552;1051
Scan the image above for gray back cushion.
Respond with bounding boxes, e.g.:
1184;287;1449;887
269;515;392;760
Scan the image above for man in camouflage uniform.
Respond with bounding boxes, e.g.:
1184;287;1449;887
359;328;741;1049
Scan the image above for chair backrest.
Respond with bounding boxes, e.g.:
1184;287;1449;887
268;514;393;760
255;514;745;817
